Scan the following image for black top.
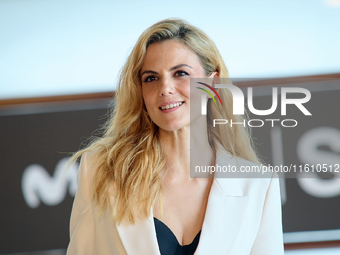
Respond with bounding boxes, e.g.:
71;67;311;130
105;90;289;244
153;217;201;255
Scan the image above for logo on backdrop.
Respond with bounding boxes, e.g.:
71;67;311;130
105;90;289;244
21;157;79;208
197;82;312;127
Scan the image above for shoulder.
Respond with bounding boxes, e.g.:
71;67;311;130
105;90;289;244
233;156;279;195
81;150;101;170
76;150;102;189
216;148;274;178
215;149;279;196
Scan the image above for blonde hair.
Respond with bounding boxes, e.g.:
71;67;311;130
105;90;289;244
72;18;260;225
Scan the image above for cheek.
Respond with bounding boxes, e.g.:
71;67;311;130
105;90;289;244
142;86;155;110
180;81;191;99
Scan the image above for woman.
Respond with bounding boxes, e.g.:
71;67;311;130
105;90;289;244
67;18;284;255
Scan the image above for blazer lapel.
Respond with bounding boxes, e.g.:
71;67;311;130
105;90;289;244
116;149;248;255
195;150;248;255
116;212;161;255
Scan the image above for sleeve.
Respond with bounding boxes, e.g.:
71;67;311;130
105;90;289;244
66;153;96;255
250;173;285;254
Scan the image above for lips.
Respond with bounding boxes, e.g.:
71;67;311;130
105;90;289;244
159;101;184;110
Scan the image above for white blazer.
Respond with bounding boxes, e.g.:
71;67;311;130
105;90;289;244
67;149;284;255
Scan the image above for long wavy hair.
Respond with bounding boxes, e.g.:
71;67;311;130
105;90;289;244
72;18;260;225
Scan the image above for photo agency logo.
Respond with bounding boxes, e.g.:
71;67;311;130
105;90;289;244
197;81;312;128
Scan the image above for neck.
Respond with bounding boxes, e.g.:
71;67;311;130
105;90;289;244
159;116;214;183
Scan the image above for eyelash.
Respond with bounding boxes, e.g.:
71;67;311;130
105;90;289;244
143;70;189;83
143;75;157;83
174;70;189;77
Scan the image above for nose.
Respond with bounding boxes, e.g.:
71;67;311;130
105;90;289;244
159;77;175;97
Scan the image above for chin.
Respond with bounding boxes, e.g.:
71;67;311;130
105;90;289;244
157;123;189;133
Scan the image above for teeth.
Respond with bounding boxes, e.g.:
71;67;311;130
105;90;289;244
161;102;183;110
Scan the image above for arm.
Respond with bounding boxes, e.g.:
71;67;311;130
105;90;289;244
67;153;96;255
250;173;285;254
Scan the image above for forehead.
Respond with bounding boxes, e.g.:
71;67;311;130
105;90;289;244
141;40;202;71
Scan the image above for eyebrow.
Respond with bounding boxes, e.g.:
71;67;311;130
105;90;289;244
141;64;192;76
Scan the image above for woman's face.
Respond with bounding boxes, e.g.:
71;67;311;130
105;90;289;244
141;39;212;132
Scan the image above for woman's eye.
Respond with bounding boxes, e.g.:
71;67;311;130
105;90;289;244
174;70;189;77
143;75;157;82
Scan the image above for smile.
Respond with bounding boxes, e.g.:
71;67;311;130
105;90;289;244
159;101;184;111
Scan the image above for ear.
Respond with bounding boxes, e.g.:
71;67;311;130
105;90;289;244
211;72;219;88
205;72;220;99
208;71;219;78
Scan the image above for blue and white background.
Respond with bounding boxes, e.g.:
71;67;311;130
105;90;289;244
0;1;339;255
0;0;339;99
